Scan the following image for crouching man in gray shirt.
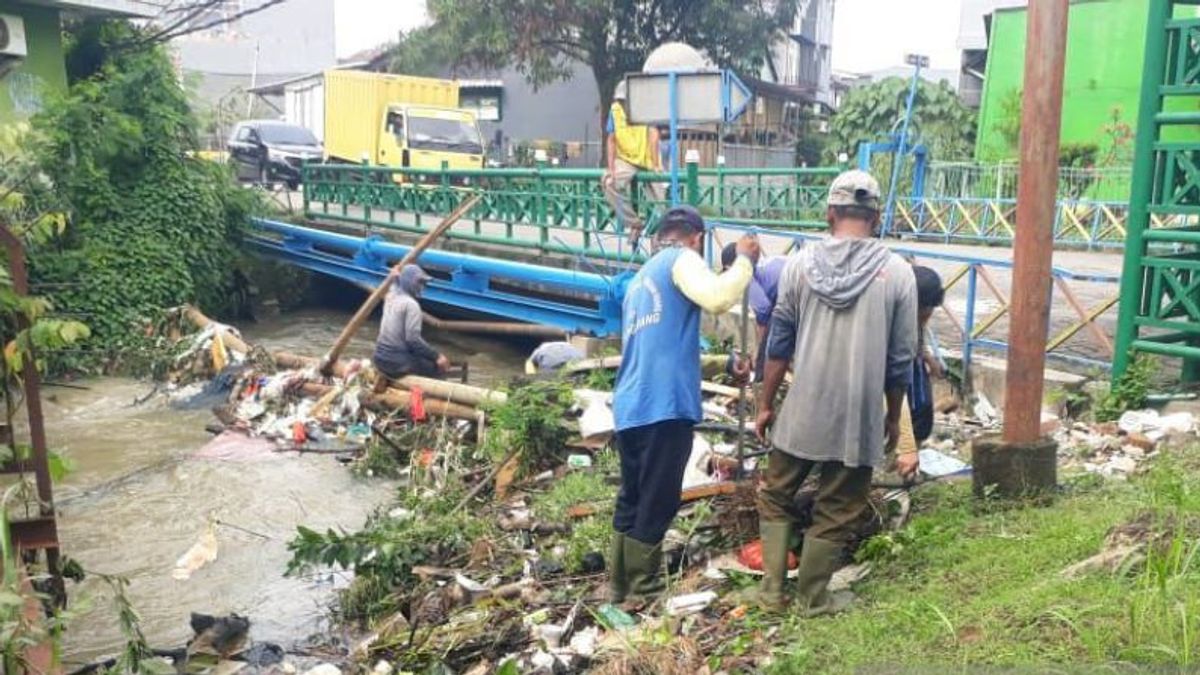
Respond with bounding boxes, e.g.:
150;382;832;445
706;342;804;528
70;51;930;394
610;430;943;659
750;170;918;615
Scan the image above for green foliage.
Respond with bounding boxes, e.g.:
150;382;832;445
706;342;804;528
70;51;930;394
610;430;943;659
287;495;493;624
828;77;977;163
485;379;575;475
1094;355;1158;422
395;0;799;144
26;20;260;370
1058;142;1099;169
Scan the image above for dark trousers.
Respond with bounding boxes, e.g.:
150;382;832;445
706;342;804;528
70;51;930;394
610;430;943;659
757;449;873;545
375;354;440;380
613;419;695;545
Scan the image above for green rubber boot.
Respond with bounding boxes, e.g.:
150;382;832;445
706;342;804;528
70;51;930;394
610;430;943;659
757;521;792;611
796;536;852;617
608;532;628;603
622;536;665;608
727;521;791;612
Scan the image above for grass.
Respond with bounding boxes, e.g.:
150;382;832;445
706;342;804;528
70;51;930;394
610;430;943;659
531;451;619;572
746;445;1200;674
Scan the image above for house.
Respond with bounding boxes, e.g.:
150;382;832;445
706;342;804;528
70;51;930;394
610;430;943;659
0;0;158;123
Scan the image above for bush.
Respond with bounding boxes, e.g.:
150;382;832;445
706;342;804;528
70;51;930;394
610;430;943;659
27;20;260;370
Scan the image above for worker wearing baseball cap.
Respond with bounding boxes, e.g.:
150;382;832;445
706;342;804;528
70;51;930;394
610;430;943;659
609;204;758;608
748;169;919;614
603;79;663;249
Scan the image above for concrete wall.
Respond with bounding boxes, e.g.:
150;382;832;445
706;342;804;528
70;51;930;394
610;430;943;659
974;0;1200;161
0;1;66;123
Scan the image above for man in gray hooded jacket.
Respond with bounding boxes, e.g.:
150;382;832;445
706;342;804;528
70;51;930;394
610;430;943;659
374;264;449;386
750;170;918;614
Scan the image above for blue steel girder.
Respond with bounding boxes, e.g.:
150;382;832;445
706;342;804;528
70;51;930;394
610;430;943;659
245;220;624;336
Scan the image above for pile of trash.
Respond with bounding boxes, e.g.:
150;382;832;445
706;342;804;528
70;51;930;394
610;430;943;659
1055;408;1197;477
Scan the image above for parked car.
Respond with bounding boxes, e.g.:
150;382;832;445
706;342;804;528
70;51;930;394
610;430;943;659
227;121;323;189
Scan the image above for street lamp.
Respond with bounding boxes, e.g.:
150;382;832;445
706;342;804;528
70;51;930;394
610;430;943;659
881;53;930;236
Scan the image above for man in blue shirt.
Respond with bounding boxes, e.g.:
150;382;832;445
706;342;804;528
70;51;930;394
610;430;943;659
610;205;758;607
722;243;788;379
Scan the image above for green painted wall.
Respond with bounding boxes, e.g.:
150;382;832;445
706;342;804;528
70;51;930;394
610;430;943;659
975;0;1200;163
0;1;67;123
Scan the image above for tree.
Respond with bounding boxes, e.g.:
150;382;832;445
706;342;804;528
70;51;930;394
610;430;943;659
392;0;799;139
827;77;977;163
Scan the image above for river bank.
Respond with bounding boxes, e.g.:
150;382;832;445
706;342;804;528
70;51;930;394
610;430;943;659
50;306;527;666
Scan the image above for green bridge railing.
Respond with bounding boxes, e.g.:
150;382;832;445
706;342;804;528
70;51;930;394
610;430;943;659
301;162;839;260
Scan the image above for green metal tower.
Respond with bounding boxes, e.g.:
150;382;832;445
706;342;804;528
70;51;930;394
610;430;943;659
1114;0;1200;381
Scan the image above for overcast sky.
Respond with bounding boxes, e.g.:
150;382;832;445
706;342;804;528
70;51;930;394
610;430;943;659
335;0;965;73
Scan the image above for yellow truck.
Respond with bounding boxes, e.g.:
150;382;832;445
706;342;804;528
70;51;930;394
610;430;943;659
320;70;485;172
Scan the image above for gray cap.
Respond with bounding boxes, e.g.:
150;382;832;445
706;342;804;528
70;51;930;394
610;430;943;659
827;170;881;210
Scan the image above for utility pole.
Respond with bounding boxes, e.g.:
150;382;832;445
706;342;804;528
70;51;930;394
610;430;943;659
973;0;1068;496
1002;0;1069;444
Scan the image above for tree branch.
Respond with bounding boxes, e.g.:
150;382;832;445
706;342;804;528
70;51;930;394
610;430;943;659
139;0;288;45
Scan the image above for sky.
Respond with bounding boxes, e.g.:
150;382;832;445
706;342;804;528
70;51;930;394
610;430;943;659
335;0;966;74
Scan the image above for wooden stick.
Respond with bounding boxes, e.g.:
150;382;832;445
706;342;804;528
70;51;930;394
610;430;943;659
319;194;481;375
452;448;520;513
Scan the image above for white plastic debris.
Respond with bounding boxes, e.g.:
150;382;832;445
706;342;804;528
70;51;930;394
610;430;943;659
1118;409;1196;441
538;624;567;649
386;507;414;520
567;626;599;657
973;394;998;425
917;449;970;477
576;390;615;440
681;435;715;489
664;591;718;616
301;664;342;675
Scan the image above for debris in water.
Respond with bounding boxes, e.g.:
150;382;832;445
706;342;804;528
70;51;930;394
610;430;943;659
173;520;219;580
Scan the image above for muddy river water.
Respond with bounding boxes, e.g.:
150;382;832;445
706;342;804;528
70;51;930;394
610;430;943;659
51;308;527;665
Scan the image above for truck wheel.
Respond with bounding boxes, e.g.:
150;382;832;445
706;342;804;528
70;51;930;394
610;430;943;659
259;164;273;188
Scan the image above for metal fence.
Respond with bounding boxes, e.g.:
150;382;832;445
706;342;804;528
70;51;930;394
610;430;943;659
712;222;1122;374
301;160;1181;250
300;162;837;260
924;162;1133;201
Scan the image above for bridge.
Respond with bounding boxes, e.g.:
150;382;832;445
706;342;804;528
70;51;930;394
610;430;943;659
246;161;1170;380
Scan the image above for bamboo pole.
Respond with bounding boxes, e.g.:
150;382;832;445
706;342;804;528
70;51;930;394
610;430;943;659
299;382;479;421
319;194;481;376
275;351;507;408
183;304;252;354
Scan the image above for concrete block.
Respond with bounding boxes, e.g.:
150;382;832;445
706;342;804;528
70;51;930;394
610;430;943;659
971;433;1058;498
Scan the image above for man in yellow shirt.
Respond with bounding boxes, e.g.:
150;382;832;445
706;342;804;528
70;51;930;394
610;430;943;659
604;80;662;249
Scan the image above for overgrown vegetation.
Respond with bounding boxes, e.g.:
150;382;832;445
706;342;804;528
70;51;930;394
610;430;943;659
484;378;575;476
1094;355;1158;422
24;19;261;374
